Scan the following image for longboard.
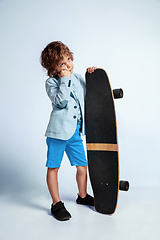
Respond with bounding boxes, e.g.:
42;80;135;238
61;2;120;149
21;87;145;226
85;68;128;214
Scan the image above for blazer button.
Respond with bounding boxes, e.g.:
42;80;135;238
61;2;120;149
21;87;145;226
73;116;76;119
74;106;77;109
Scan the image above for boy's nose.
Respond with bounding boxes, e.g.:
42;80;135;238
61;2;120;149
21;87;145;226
66;63;71;69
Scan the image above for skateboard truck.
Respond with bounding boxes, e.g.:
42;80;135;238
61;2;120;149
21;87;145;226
113;88;123;99
119;180;129;191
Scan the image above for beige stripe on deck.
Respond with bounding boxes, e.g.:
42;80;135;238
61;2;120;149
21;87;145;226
87;143;118;152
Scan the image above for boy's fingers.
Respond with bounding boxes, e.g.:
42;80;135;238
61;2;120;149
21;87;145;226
86;66;97;73
59;69;71;78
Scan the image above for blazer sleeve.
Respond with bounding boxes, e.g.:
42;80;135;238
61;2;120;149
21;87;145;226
45;77;71;109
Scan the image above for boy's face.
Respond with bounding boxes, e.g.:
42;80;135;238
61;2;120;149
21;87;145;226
56;55;74;77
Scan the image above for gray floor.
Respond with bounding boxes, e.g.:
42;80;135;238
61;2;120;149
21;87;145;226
0;185;160;240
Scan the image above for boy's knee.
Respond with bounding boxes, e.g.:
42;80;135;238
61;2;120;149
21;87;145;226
48;167;60;173
76;165;87;174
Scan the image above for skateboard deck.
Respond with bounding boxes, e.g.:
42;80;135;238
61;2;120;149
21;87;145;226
85;68;120;214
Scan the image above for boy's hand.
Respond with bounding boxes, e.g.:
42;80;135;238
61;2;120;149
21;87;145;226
86;66;97;74
58;69;71;78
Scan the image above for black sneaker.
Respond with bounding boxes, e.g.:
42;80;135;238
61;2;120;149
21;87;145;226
76;194;94;206
51;201;71;221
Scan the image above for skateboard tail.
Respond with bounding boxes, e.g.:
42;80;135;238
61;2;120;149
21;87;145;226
87;149;119;215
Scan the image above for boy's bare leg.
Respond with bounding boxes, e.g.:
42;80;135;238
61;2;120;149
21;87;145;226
46;167;61;205
76;166;87;198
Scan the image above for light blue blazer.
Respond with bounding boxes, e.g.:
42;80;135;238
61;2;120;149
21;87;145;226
45;73;86;140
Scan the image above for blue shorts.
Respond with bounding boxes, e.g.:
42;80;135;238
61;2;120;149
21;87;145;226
46;124;88;168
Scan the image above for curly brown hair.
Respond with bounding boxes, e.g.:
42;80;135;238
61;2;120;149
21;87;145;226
40;41;74;77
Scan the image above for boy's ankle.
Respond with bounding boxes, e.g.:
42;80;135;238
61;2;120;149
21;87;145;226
53;199;61;206
78;193;87;199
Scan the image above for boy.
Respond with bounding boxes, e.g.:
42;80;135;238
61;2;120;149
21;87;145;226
41;41;96;221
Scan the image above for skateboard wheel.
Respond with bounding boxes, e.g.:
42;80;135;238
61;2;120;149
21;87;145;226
119;181;129;191
113;89;123;99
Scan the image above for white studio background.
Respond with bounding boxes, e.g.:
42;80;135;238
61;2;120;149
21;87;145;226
0;0;160;203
